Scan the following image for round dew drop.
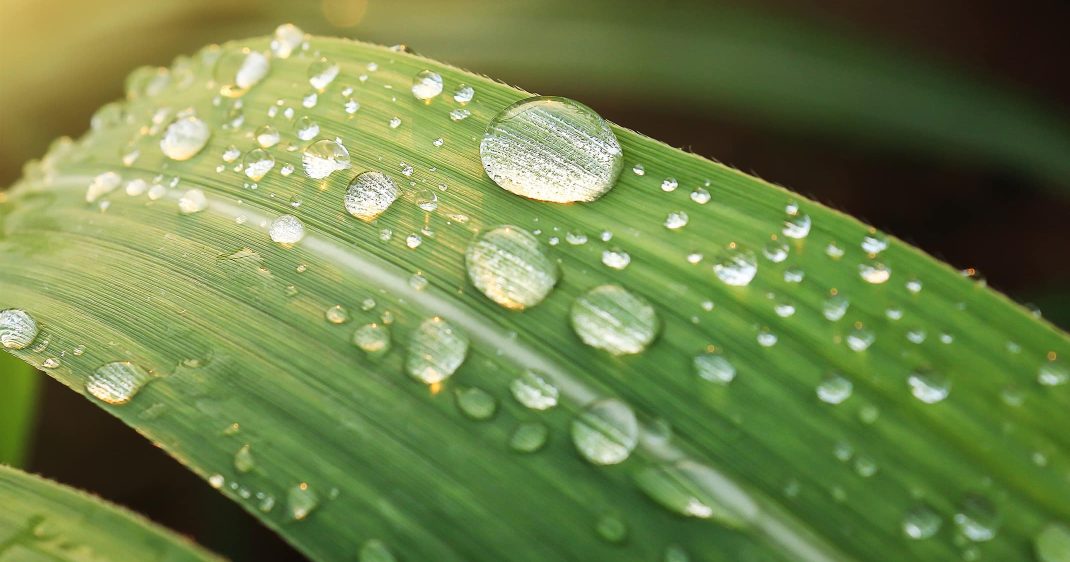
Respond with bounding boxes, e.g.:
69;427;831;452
243;148;275;181
160;115;210;160
178;189;207;214
902;504;942;540
693;351;735;384
86;172;121;203
86;362;151;405
713;247;758;286
405;317;469;384
411;70;444;100
344;171;399;221
269;215;305;245
465;226;560;310
509;370;559;410
1035;522;1070;562
908;370;950;404
287;483;319;521
479;96;623;203
353;323;390;356
303;139;351;180
455;387;497;420
571;399;639;465
307;58;340;91
570;285;659;355
215;49;270;97
0;309;38;349
270;23;304;59
509;422;549;453
816;373;853;404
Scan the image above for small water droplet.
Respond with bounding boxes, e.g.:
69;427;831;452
352;323;390;357
243;148;275;181
41;357;60;369
713;247;758;286
859;262;892;284
763;239;789;263
816;373;853;404
287;483;319;521
270;23;304;59
664;211;689;230
344;171;399;221
782;212;811;239
595;513;628;543
455;386;497;420
1038;360;1068;387
234;444;255;473
449;108;470;122
664;545;690;562
295;116;320;141
846;325;875;351
465;226;559;310
86;362;151;405
1035;522;1070;562
411;70;444;100
358;539;397;562
635;460;757;525
909;369;950;404
389;116;403;128
307;58;340;91
303;139;351;179
209;474;224;489
906;278;923;294
480;96;622;203
570;285;659;355
0;309;39;350
215;49;269;97
632;163;645;176
954;494;1000;542
269;214;305;245
160;115;210;160
690;187;711;204
509;422;549;453
862;234;888;255
452;83;475;104
756;328;778;347
406;317;469;384
601;248;631;270
661;177;678;192
178;189;207;214
571;399;638;465
693;351;735;384
902;503;942;540
405;233;423;249
509;370;559;410
325;305;350;324
255;125;280;148
86;171;121;202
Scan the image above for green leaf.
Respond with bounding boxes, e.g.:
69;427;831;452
0;351;38;466
1;32;1067;562
0;464;221;561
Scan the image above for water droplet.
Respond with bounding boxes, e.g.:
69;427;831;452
215;49;269;97
480;96;622;203
455;387;497;420
243;148;275;181
406;317;469;384
288;483;318;521
325;305;350;324
302;91;318;108
234;444;255;473
178;189;207;214
408;273;428;291
41;358;60;369
635;460;757;526
222;145;241;163
664;211;689;230
302;139;351;179
465;226;559;310
1035;522;1070;562
1038;360;1068;387
452;83;475;104
344;171;399;221
713;247;758;286
571;399;638;465
86;171;121;202
269;215;305;245
862;234;888;255
160;115;210;160
632;163;646;176
859;262;891;284
86;362;151;405
352;323;390;357
690;188;711;204
595;513;628;543
853;455;878;477
825;242;845;259
763;239;789;263
601;248;631;270
693;351;735;384
909;369;950;404
509;370;559;410
664;545;690;562
125;178;148;196
509;422;549;453
295;116;320;141
389;116;403;128
954;494;1000;542
405;234;422;249
570;285;659;355
255;125;280;148
209;474;224;489
358;539;397;562
756;329;778;347
411;70;443;100
344;98;360;114
782;212;811;239
415;188;438;211
270;23;304;59
661;177;678;192
902;504;942;540
846;325;875;351
308;58;340;91
906;278;923;294
816;373;853;404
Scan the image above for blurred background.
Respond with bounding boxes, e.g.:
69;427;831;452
1;0;1068;559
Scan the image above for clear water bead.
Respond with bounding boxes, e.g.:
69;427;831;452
902;504;942;540
242;148;275;181
302;139;351;180
509;370;559;410
178;189;207;214
411;70;444;100
713;247;758;286
465;226;559;310
287;483;319;521
571;399;638;465
86;172;121;203
816;373;853;404
908;370;950;404
215;49;269;97
86;362;151;405
160;115;210;160
270;24;304;59
635;461;757;525
480;96;623;203
269;215;305;245
353;323;390;357
405;317;469;384
1035;522;1070;562
344;171;399;221
570;285;659;355
452;84;475;104
693;351;736;384
307;58;340;91
0;309;38;349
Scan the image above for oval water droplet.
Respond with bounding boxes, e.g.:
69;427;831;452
595;513;628;543
908;369;950;404
859;262;892;284
1035;522;1070;562
307;58;340;91
303;139;351;180
86;172;121;203
0;309;39;350
693;351;735;384
269;215;305;245
480;96;623;203
455;387;497;420
234;444;255;473
570;285;659;355
160;115;210;160
452;84;475;104
1038;360;1068;387
635;460;758;526
509;422;549;453
242;148;275;181
86;362;151;405
465;226;559;310
571;399;638;465
411;70;444;100
325;305;350;324
713;247;758;286
178;189;207;214
954;494;1000;542
215;49;269;97
902;503;942;540
344;171;398;221
405;317;469;384
358;539;397;562
287;483;318;521
270;23;304;59
353;323;390;357
816;373;853;404
509;369;559;410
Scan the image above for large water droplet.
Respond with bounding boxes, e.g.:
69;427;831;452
405;317;469;384
178;189;207;214
242;148;275;181
479;96;623;203
954;494;1000;542
269;215;305;245
816;373;853;404
693;351;735;384
859;262;892;284
713;247;758;286
0;309;38;349
344;171;398;221
465;226;559;310
303;139;351;180
86;362;151;405
216;49;269;97
1035;522;1070;562
353;323;390;357
307;58;340;91
571;399;638;465
287;483;319;521
411;70;444;100
270;24;304;59
509;369;559;410
902;503;942;540
908;369;950;404
86;172;121;203
455;387;497;420
635;461;757;526
160;115;210;160
1038;360;1069;387
570;285;659;355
